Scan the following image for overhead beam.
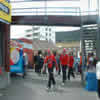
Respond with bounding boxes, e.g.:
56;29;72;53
11;0;80;3
12;15;97;26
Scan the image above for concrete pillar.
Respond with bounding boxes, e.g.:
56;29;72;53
4;24;11;85
0;23;10;89
96;27;100;60
96;0;100;60
4;24;10;72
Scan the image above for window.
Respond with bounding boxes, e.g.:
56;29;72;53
34;27;40;30
49;33;51;36
33;33;38;36
49;28;51;31
46;33;48;36
45;28;48;31
33;38;38;40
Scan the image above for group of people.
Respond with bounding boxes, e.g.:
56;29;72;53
87;52;97;71
19;48;100;99
34;48;76;89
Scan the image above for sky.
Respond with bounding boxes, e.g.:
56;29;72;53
10;0;98;39
11;26;80;39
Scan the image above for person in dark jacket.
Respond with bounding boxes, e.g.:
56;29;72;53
68;52;75;80
34;51;40;73
43;49;58;90
56;53;61;75
39;54;44;74
37;50;43;74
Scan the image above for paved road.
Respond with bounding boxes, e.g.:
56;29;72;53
0;71;97;100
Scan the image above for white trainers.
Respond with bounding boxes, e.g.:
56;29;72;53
62;82;65;86
46;87;52;91
53;85;57;90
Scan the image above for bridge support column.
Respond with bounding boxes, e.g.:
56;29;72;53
96;0;100;60
96;27;100;60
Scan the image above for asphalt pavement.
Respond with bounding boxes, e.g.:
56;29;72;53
0;70;97;100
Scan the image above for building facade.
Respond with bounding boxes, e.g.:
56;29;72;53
26;26;56;44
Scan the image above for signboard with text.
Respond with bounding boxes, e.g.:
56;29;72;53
0;0;11;23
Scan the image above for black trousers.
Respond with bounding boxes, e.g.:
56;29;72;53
62;65;67;83
97;80;100;98
48;67;56;88
35;64;39;73
38;64;43;74
58;63;61;75
68;67;75;80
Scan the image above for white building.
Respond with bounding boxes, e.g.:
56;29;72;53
25;26;56;44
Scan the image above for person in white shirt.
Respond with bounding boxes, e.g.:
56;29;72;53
23;53;28;78
88;53;95;72
96;61;100;100
24;53;28;66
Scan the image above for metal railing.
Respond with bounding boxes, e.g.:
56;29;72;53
12;7;98;16
11;0;80;3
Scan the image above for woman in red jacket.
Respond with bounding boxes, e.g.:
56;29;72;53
43;49;58;90
60;48;68;85
68;52;75;80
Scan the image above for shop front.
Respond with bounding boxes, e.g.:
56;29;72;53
0;0;11;88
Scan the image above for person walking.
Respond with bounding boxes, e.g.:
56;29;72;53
96;60;100;100
34;51;39;73
79;52;82;74
23;53;28;78
56;53;61;75
38;50;44;75
60;48;68;85
68;52;75;80
43;49;58;90
87;52;95;72
74;54;79;74
42;51;47;75
39;54;44;74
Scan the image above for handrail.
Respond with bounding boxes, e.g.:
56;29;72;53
12;7;80;10
12;11;98;13
12;11;80;13
11;0;80;3
12;7;98;16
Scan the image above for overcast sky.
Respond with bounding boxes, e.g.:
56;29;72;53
11;26;80;39
10;0;98;39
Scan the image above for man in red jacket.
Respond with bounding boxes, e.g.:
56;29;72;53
68;52;75;80
43;49;58;89
60;48;68;85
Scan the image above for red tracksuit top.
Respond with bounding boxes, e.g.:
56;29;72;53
60;54;68;66
68;56;74;68
44;54;57;69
